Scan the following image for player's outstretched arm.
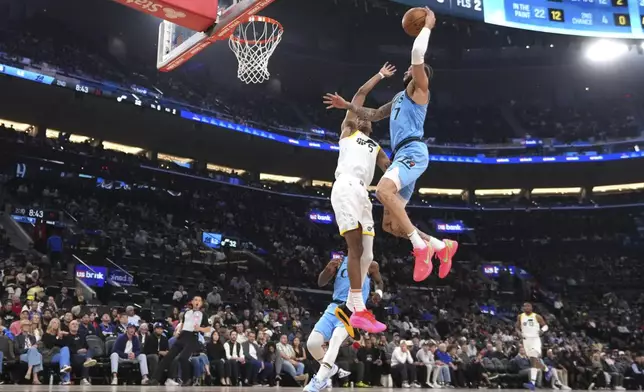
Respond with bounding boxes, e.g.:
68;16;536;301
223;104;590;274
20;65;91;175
376;149;391;173
352;63;396;105
318;258;341;287
536;314;548;332
369;261;385;298
341;63;396;137
409;7;435;104
324;92;393;122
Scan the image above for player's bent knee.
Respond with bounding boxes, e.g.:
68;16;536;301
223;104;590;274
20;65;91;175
360;246;373;265
307;332;325;360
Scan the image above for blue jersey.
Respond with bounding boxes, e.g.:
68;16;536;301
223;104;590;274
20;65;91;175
324;257;371;315
389;90;428;150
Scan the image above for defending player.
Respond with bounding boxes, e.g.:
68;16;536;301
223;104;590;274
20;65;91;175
328;63;394;334
305;257;384;392
516;302;548;390
322;7;458;283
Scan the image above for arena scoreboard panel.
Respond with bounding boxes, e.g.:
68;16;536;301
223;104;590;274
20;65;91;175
394;0;644;37
485;0;644;38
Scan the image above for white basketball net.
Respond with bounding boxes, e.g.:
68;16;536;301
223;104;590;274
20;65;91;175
228;16;283;84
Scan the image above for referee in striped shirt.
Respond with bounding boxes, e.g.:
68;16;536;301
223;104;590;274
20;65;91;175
150;296;211;385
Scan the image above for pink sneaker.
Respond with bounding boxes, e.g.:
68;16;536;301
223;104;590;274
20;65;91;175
412;244;434;282
437;239;458;278
349;310;386;333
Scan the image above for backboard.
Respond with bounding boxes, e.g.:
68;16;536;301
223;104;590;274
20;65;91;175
156;0;277;72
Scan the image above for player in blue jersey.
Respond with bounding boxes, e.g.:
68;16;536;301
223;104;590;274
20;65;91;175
323;7;458;283
304;256;384;392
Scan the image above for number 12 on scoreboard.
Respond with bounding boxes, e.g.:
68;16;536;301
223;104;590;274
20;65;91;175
548;8;565;22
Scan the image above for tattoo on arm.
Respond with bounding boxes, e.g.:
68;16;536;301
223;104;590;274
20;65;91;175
347;101;392;122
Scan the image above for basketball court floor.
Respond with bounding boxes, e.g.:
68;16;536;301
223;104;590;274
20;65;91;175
0;387;583;392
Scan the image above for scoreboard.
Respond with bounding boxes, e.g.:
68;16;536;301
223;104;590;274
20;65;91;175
394;0;644;37
484;0;644;38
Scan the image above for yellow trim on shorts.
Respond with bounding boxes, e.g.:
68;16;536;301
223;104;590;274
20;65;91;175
362;231;375;236
339;225;360;236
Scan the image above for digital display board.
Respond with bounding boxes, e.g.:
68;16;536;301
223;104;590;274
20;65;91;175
75;265;107;287
331;251;345;260
484;0;644;37
109;270;135;286
309;210;335;224
202;232;223;249
481;264;531;277
395;0;644;38
433;219;469;233
393;0;485;20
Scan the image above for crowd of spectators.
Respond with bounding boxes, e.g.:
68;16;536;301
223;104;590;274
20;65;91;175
512;100;640;144
0;120;642;388
1;244;644;389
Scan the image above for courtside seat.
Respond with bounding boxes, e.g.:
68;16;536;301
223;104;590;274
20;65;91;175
104;336;141;385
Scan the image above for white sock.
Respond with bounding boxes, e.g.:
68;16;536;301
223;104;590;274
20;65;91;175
316;362;333;382
349;289;366;312
530;368;538;384
428;236;446;251
408;230;427;249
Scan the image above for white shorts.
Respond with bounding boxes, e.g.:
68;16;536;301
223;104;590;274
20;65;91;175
331;176;375;237
523;337;542;358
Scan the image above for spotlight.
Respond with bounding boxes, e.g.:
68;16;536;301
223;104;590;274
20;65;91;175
585;40;628;62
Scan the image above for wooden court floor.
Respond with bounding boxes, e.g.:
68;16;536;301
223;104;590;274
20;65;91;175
0;386;589;392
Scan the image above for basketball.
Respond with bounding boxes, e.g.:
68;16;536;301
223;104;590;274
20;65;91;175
402;8;426;37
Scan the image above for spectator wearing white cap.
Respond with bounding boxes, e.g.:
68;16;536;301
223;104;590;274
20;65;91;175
392;340;420;388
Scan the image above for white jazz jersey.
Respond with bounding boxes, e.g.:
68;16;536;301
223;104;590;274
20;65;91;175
331;131;380;237
520;312;542;357
334;131;380;186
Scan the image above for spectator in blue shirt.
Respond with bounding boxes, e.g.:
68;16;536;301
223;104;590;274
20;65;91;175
0;318;14;341
47;231;63;266
434;343;452;385
98;313;116;340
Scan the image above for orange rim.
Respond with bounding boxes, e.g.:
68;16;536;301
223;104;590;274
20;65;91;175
229;16;284;45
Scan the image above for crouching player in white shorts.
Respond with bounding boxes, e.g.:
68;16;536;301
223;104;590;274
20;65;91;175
326;63;395;335
517;302;548;390
305;257;384;392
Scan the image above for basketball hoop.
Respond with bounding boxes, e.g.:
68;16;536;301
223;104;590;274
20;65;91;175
228;16;283;84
